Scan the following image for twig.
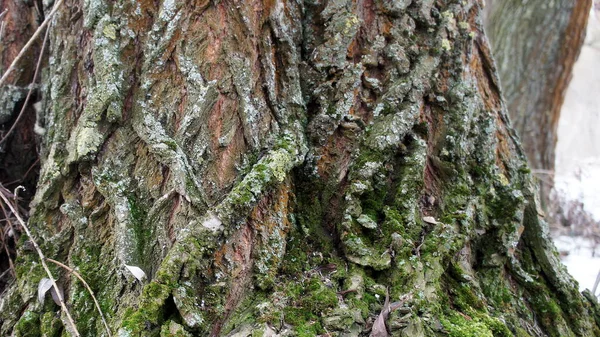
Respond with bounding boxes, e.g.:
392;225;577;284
0;226;15;277
0;0;64;88
3;158;40;186
0;8;8;44
593;268;600;297
0;187;19;244
0;267;11;280
46;258;112;337
0;20;5;46
0;25;49;146
530;169;554;175
0;184;80;336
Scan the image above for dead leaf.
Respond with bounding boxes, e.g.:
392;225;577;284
50;283;64;306
38;278;65;306
370;289;391;337
124;264;147;282
369;291;411;337
38;278;53;304
422;216;438;224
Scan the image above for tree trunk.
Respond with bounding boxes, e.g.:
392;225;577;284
1;1;599;336
483;0;592;207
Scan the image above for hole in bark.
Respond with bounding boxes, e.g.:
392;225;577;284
163;294;180;320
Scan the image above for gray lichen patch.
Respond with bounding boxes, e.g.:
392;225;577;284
216;131;307;227
92;164;138;265
87;15;125;122
311;1;360;69
82;0;108;29
227;54;264;148
141;0;183;73
66;15;125;164
0;85;27;124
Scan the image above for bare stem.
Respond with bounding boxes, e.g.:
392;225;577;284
592;268;600;297
46;258;112;337
0;184;80;336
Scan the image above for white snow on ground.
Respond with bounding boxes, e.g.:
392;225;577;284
554;158;600;222
554;236;600;293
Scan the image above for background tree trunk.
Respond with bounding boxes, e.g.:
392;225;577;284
483;0;592;208
0;1;599;336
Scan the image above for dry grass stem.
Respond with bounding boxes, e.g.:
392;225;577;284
593;269;600;297
0;184;80;336
0;192;15;278
46;258;112;337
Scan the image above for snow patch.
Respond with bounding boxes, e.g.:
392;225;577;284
554;235;600;293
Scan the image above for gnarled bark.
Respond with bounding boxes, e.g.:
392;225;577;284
0;1;598;337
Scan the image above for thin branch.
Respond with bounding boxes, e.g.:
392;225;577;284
0;0;64;88
593;268;600;297
0;8;7;43
0;184;80;336
0;20;5;46
530;169;554;175
46;258;112;337
0;226;15;277
0;267;11;280
0;26;49;146
3;158;40;186
0;187;19;244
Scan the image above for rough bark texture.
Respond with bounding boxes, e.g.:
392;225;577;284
484;0;592;206
0;1;599;337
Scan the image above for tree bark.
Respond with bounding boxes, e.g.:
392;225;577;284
0;1;599;337
484;0;592;207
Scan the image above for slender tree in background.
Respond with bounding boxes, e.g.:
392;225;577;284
0;1;599;336
484;0;592;208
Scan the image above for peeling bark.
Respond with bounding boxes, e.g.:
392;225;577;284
0;1;598;337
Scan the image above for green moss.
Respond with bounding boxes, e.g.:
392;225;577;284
441;312;493;337
294;322;324;337
14;311;41;337
478;269;513;308
160;321;192;337
485;184;524;223
303;278;338;311
127;194;152;264
14;252;45;281
120;283;173;334
481;315;513;337
451;283;484;311
514;326;533;337
279;232;311;276
40;312;62;337
221;294;262;334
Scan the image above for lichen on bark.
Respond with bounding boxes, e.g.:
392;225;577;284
0;0;598;337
